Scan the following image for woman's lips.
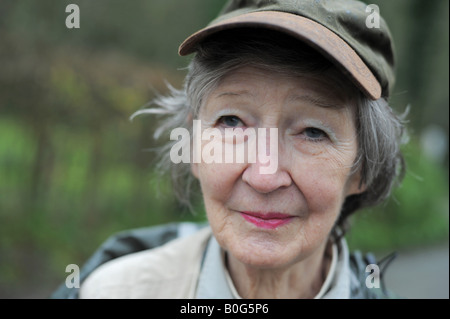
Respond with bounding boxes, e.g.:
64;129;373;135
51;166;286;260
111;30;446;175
240;211;295;229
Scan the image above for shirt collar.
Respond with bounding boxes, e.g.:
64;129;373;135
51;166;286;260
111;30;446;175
195;235;234;298
196;235;351;299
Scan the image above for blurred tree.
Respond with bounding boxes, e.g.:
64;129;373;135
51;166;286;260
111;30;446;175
372;0;449;165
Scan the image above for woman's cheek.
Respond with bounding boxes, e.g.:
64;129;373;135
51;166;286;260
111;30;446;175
292;151;354;215
197;161;243;199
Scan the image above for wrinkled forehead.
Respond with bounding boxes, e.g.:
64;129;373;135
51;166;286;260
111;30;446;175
204;65;360;113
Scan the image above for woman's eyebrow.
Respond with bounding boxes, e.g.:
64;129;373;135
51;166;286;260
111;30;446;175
215;91;346;109
288;94;345;109
215;90;254;99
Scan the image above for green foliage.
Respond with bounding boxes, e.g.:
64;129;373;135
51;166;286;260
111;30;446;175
0;45;205;297
347;140;449;252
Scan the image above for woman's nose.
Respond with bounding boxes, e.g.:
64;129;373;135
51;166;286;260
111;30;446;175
241;129;292;193
242;160;292;194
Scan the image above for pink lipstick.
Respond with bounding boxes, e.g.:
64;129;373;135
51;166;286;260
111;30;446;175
240;212;294;229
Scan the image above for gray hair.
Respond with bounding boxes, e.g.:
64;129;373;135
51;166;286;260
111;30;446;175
132;30;408;237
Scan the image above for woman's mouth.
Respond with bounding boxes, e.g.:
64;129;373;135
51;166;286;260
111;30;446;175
240;211;295;229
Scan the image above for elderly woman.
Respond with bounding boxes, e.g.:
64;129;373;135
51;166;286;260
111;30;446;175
76;0;406;299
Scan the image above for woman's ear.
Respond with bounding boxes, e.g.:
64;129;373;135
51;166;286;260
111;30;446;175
191;163;199;179
346;169;367;197
187;112;193;123
188;111;198;179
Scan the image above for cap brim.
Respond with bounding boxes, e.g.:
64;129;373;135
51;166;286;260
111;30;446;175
179;11;381;100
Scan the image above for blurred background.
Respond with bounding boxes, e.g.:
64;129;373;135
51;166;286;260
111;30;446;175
0;0;448;299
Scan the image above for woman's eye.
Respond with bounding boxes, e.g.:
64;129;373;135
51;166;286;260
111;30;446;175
218;116;244;128
304;127;327;140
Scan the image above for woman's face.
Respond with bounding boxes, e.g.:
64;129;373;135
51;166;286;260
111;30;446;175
192;66;363;269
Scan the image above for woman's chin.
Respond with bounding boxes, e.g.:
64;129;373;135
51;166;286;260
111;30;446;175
226;236;305;270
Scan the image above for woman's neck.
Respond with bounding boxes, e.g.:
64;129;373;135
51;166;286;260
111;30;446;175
226;240;332;299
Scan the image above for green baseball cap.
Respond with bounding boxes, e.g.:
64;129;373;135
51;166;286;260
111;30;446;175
179;0;395;100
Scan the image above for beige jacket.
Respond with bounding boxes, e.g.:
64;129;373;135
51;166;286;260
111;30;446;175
80;227;212;298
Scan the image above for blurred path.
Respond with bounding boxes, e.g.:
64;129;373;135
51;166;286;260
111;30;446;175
382;241;449;299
